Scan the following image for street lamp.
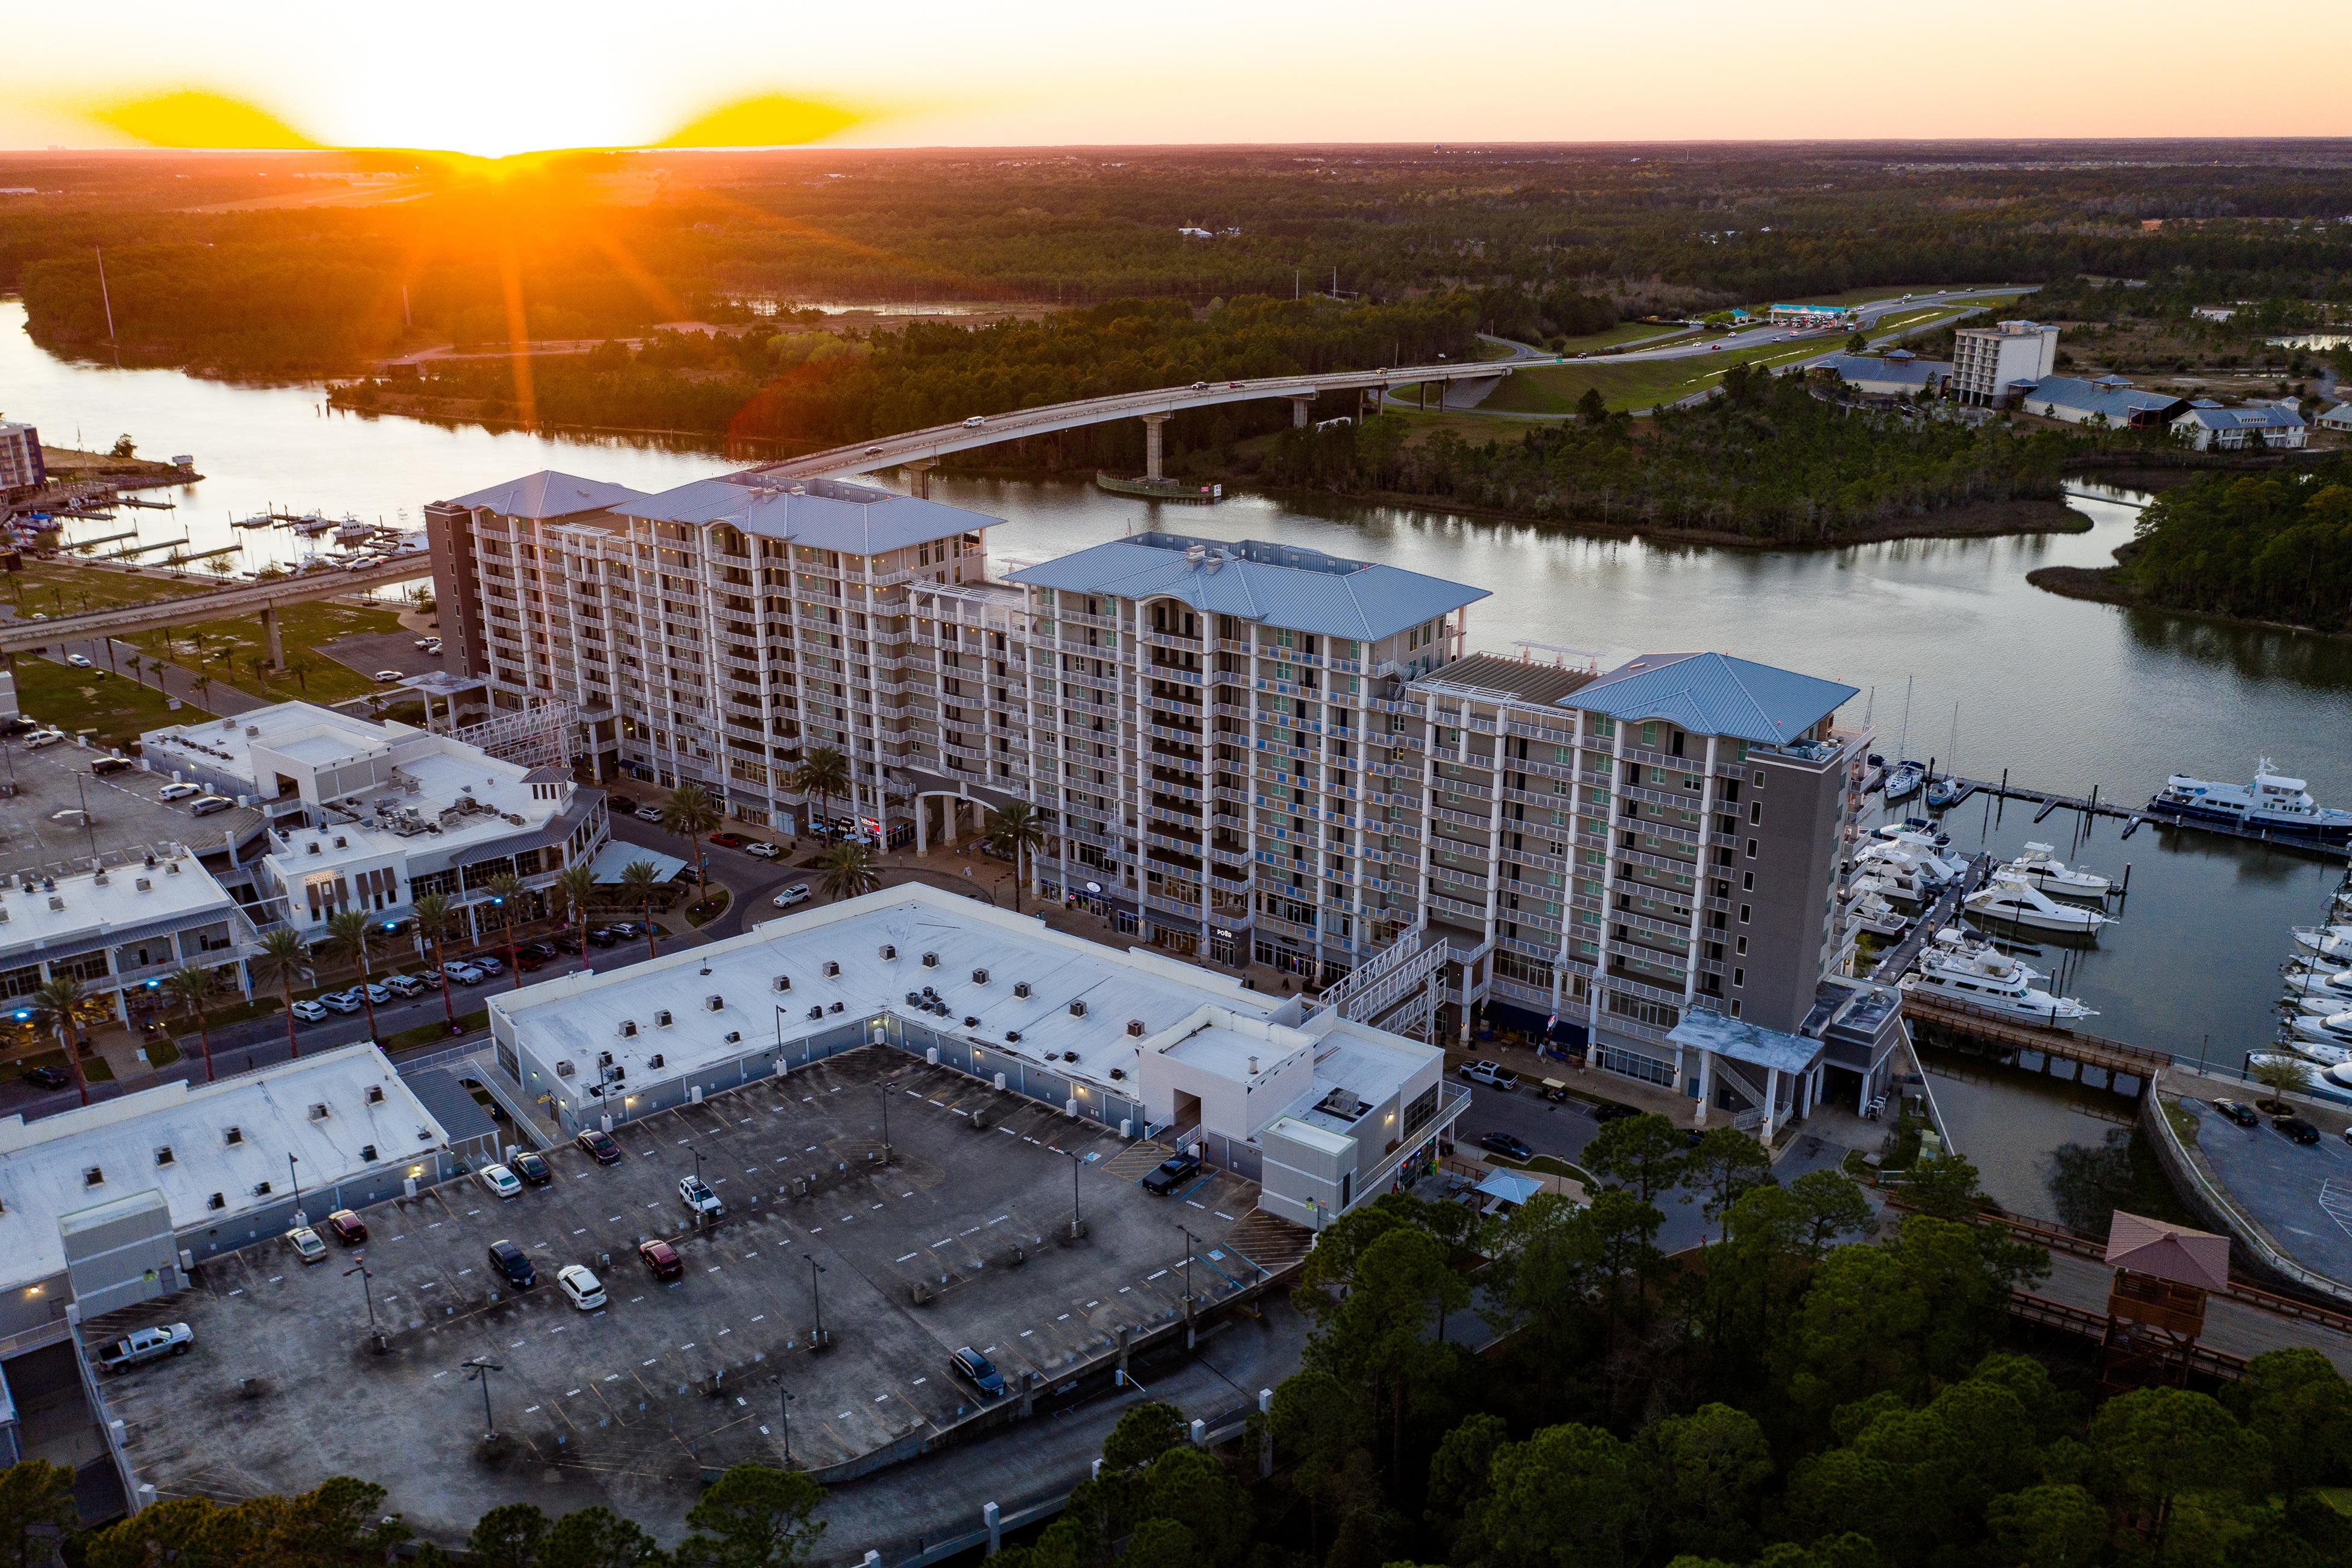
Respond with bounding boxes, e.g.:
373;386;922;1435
1064;1147;1084;1240
1177;1224;1199;1303
688;1143;704;1189
803;1251;828;1347
779;1383;796;1466
880;1078;894;1165
461;1356;504;1438
346;1254;384;1352
287;1152;304;1227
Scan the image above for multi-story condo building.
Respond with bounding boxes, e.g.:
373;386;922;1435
0;420;43;493
429;469;1879;1107
1949;320;2060;406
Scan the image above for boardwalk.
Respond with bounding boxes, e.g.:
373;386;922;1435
2029;1250;2352;1377
1901;991;2172;1079
1866;853;1991;982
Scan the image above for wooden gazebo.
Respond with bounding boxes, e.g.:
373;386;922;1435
2100;1211;2231;1390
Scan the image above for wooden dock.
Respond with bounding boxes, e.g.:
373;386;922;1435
1916;771;2352;855
1901;988;2172;1083
1867;852;1993;983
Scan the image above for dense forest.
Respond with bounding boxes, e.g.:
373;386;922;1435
7;142;2352;376
17;1128;2344;1567
2082;461;2352;632
1256;366;2082;545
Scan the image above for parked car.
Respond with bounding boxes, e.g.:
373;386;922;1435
96;1323;193;1372
746;842;783;861
384;973;428;997
679;1175;725;1221
1479;1131;1535;1163
470;955;505;976
23;729;66;750
556;1264;608;1311
289;999;330;1023
511;1150;552;1186
585;927;621;949
949;1345;1006;1398
478;1164;524;1200
1140;1150;1203;1195
514;950;549;973
773;884;812;909
607;795;637;814
521;940;560;961
639;1238;683;1280
487;1239;536;1289
353;982;392;1004
710;832;748;849
1457;1061;1519;1090
576;1129;622;1164
156;782;203;801
421;637;443;654
373;669;404;683
441;961;485;986
65;654;91;668
413;637;437;651
325;1209;367;1245
633;805;665;823
318;989;362;1015
552;934;583;955
604;922;642;939
286;1225;328;1265
189;795;235;815
90;756;135;776
22;1064;69;1090
2210;1098;2260;1128
2275;1114;2322;1146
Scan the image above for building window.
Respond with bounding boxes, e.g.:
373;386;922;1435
1745;839;1758;859
1742;871;1754;892
1749;802;1762;825
1733;967;1745;988
1739;904;1751;924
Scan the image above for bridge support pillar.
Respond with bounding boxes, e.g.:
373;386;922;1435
903;460;937;501
1290;396;1314;428
1140;414;1169;481
259;604;283;669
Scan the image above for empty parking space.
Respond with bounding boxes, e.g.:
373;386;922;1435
91;1046;1266;1541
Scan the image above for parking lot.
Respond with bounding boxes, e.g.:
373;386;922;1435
92;1046;1271;1540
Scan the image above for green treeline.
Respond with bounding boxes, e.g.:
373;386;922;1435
349;295;1478;460
1260;367;2078;543
999;1127;2352;1568
2122;461;2352;631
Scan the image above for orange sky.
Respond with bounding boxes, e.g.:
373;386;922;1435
6;1;2348;155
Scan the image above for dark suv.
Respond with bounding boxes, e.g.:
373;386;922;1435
1140;1150;1203;1195
2274;1115;2322;1146
487;1240;537;1288
512;1150;552;1186
949;1346;1006;1399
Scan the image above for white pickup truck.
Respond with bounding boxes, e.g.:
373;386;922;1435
95;1322;193;1373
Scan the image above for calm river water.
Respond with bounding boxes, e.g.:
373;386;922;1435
9;300;2349;1219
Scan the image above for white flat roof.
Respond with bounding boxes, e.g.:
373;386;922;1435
144;701;409;794
0;852;237;965
493;885;1275;1096
0;1043;450;1292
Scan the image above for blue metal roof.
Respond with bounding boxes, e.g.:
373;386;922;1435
2017;376;2187;423
1007;533;1487;642
616;473;1000;553
1566;652;1856;745
443;470;650;519
1668;1007;1822;1075
1815;353;1949;391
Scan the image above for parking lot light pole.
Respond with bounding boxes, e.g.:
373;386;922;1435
287;1153;304;1227
1066;1148;1083;1239
689;1143;704;1188
803;1252;828;1346
346;1256;384;1353
461;1356;504;1439
780;1384;795;1465
1177;1224;1198;1304
880;1079;894;1164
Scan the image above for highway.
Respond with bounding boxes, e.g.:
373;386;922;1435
0;552;431;659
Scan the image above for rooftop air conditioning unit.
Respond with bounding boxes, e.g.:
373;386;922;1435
654;1009;674;1028
223;1126;244;1146
360;1143;378;1162
773;975;792;992
1005;1030;1022;1043
830;1001;846;1014
135;877;151;892
705;995;724;1012
879;944;897;961
1068;1000;1087;1018
598;1051;614;1067
556;1060;577;1078
618;1020;639;1038
309;1103;330;1121
1013;981;1031;998
1126;1019;1147;1038
971;967;989;985
365;1085;384;1104
724;1031;741;1044
252;1180;272;1197
922;952;940;968
808;1005;823;1020
648;1054;665;1069
822;960;841;978
961;1014;978;1026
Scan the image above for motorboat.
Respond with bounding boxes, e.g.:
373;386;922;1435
2006;842;2113;900
2290;990;2352;1019
2287;1038;2352;1069
2150;760;2352;844
1848;891;1910;938
2286;954;2351;985
1883;760;1924;803
2290;1011;2352;1049
1924;774;1963;810
1850;852;1946;903
1964;871;2113;936
2292;924;2352;952
1848;871;1923;909
1900;927;2094;1025
1876;818;1950;847
1857;838;1966;883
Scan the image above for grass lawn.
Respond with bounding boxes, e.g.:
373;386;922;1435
171;597;405;706
1475;329;1902;416
7;560;212;617
13;658;214;748
382;1009;488;1052
684;889;733;928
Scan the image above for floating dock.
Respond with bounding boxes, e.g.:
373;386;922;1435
1094;472;1222;503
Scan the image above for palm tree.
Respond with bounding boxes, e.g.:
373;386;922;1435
817;842;881;903
123;653;144;688
618;861;663;961
25;976;92;1106
660;783;721;904
484;873;526;989
553;862;598;959
250;926;314;1062
414;893;460;1033
286;654;314;694
982;801;1048;914
162;964;221;1083
192;673;212;710
322;909;382;1042
790;748;852;843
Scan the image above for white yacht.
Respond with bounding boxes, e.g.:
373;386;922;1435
2292;924;2352;955
1848;871;1923;909
1964;871;2114;935
1848;891;1910;938
1882;760;1924;803
1876;818;1949;847
1857;837;1967;882
2286;967;2352;1009
1900;928;2094;1025
2286;1037;2352;1068
2006;842;2113;900
2290;1011;2352;1048
2151;760;2352;844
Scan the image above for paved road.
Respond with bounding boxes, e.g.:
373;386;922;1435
2034;1248;2352;1376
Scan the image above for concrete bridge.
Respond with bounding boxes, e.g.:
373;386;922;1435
753;358;1537;495
0;553;429;665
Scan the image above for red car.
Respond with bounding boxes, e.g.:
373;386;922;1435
575;1128;622;1164
709;832;748;849
639;1238;684;1282
325;1209;367;1245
